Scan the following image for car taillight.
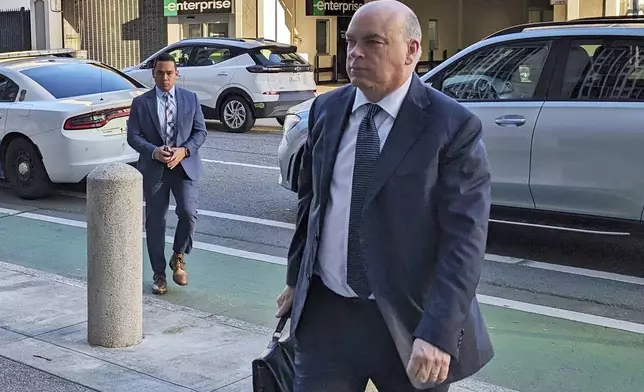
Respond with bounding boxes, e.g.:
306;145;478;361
247;64;313;73
63;106;130;130
246;65;281;73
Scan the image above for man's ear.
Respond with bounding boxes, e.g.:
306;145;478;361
406;39;421;65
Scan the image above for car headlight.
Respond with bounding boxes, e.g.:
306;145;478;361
283;114;301;134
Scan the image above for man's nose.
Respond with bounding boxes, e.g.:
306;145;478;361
349;45;363;59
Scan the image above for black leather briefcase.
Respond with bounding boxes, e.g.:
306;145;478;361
252;314;295;392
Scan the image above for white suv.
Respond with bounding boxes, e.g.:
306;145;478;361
123;38;317;133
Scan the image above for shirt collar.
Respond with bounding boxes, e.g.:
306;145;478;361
352;74;413;118
155;85;176;99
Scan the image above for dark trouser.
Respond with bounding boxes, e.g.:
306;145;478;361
294;276;450;392
143;165;198;277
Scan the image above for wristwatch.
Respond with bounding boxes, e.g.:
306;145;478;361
184;147;190;158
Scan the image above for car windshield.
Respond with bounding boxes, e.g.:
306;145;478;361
251;48;309;66
21;62;141;99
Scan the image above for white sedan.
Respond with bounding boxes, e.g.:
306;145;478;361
0;49;146;199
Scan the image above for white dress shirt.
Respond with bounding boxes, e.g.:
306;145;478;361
315;74;413;298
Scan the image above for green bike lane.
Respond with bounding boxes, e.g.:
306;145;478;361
1;214;643;392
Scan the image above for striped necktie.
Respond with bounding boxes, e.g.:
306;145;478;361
346;103;382;299
163;92;175;147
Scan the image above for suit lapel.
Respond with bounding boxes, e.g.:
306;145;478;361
319;87;356;209
364;75;433;207
144;89;162;138
175;88;185;145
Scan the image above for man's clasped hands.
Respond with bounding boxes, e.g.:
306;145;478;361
153;146;188;170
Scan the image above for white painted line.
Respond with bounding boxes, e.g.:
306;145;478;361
4;207;644;334
2;207;287;266
19;212;87;229
455;379;520;392
201;159;279;170
521;260;644;286
484;254;523;264
168;205;295;230
55;194;295;230
490;218;631;236
4;207;644;286
162;236;286;265
0;207;21;215
478;294;644;335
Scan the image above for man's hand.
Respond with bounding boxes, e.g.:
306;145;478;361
153;146;172;163
275;285;295;317
167;147;187;170
406;338;451;385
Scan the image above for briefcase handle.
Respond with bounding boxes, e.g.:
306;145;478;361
272;309;291;342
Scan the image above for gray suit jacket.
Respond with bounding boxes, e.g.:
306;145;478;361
286;74;494;387
126;87;207;182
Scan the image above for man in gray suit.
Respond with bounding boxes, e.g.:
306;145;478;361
275;1;493;391
127;53;207;295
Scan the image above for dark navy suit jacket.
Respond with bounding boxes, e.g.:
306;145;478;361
286;74;494;388
126;87;207;182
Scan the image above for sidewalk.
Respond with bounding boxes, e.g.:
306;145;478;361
0;261;513;392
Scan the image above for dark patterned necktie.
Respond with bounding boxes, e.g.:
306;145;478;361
347;103;382;298
163;92;175;147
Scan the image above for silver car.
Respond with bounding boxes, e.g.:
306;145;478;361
278;17;644;235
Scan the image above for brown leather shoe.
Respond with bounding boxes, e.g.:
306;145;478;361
152;274;168;295
169;253;188;286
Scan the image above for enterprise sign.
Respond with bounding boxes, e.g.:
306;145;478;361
164;0;233;16
306;0;364;16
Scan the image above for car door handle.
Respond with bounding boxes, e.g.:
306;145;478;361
217;72;228;76
494;115;526;127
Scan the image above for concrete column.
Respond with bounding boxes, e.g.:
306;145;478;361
167;16;182;44
567;0;581;19
30;0;63;49
234;0;244;37
604;0;621;15
87;162;143;348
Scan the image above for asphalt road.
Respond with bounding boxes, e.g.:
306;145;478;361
1;125;644;392
0;355;96;392
2;125;644;308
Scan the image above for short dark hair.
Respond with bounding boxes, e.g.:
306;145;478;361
153;53;177;70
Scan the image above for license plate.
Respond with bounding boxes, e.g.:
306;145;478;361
289;73;301;83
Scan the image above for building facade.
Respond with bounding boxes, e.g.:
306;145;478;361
30;0;642;71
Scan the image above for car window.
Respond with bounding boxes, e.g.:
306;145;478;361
21;62;139;99
560;40;644;101
189;46;232;66
166;47;193;67
250;47;310;66
430;41;551;101
0;74;19;102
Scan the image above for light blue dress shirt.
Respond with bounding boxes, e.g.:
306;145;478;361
152;86;176;159
155;85;176;143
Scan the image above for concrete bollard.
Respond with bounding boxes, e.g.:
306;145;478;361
87;162;143;348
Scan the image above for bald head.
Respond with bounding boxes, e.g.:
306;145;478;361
355;0;422;45
345;0;422;101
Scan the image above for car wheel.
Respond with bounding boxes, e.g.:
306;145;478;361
220;95;255;133
4;137;53;199
276;117;285;126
